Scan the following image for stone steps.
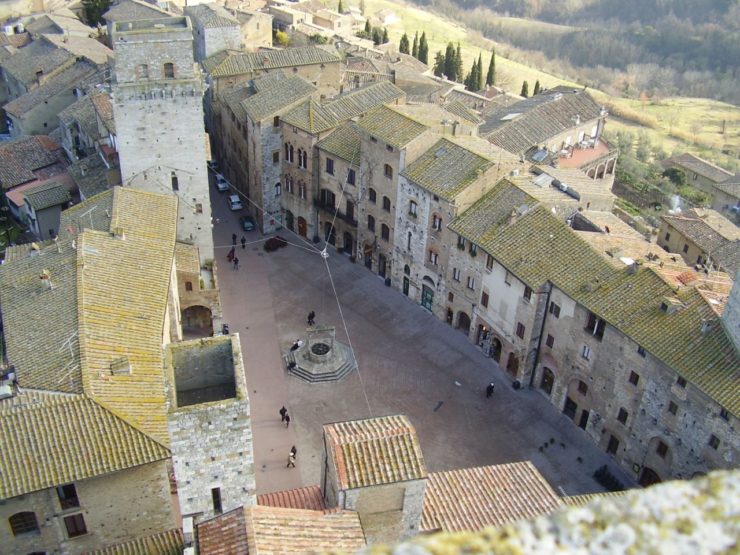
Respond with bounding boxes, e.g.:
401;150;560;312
284;344;357;383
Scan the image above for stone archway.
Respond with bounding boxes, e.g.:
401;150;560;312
490;337;502;363
297;217;307;237
506;352;519;378
457;312;471;334
639;467;661;487
540;367;555;396
182;305;213;338
285;210;295;232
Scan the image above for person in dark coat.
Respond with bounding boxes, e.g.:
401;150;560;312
232;233;237;245
290;445;297;457
279;406;287;422
307;311;315;325
241;236;246;249
285;413;290;428
486;382;495;398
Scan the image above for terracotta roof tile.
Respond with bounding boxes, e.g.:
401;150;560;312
0;135;62;189
316;122;361;165
324;415;427;490
24;180;71;210
355;105;428;148
84;528;184;555
421;462;563;532
197;508;249;555
257;485;327;511
206;46;340;78
242;75;316;122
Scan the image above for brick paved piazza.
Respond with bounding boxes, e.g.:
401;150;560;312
212;202;634;497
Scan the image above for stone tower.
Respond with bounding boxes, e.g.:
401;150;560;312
111;17;214;264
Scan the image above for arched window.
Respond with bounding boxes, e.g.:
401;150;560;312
163;62;175;79
404;264;410;275
540;368;554;395
367;214;375;232
284;143;289;161
171;172;178;191
9;512;39;536
137;64;149;79
381;223;390;241
289;144;294;163
382;196;391;212
275;182;282;196
185;281;193;291
384;164;393;178
368;188;376;203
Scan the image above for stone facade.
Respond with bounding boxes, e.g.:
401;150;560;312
0;461;175;555
250;114;287;233
722;274;740;351
111;17;214;265
234;9;273;52
281;124;321;240
186;7;241;63
166;335;256;521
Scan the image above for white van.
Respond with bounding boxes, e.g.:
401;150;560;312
228;194;243;211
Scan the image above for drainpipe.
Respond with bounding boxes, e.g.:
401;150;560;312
529;281;552;388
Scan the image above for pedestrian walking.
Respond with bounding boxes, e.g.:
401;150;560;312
287;452;296;468
279;406;287;422
233;256;239;270
307;310;315;326
241;236;246;249
232;233;237;245
290;445;297;457
285;413;290;428
227;247;235;262
486;382;495;398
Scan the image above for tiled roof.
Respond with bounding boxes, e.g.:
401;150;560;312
662;153;734;184
220;83;250;121
4;60;99;117
401;138;492;200
0;37;74;87
103;0;172;22
24;180;71;210
281;81;404;134
481;88;603;154
562;490;628;507
59;187;115;237
324;415;427;489
25;10;96;37
68;154;112;199
242;75;316;122
90;91;115;135
421;462;563;532
185;3;238;28
84;528;183;555
448;179;537;244
0;135;62;189
444;99;484;124
245;506;366;554
206;46;340;78
477;205;740;416
316;122;361;165
714;177;740;199
174;242;201;274
257;485;328;511
355;105;428;148
59;93;101;140
42;33;113;66
197;508;249;555
0;394;169;499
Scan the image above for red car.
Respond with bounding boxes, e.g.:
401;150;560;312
263;236;288;251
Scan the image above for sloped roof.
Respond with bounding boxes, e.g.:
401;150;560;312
206;46;340;78
42;33;113;66
245;506;366;554
562;490;628;507
221;83;251;121
103;0;172;22
355;105;428;148
68;154;112;200
478;205;740;416
59;187;115;237
24;180;71;210
197;508;249;555
25;10;95;37
257;485;328;511
0;36;74;87
444;99;484;124
59;93;101;140
324;415;427;489
185;3;239;28
90;91;115;135
481;88;603;154
401;138;492;200
316;122;362;165
713;177;740;200
0;394;169;499
0;135;62;189
421;462;563;532
242;75;316;121
4;60;99;117
281;81;404;134
662;153;734;184
84;528;184;555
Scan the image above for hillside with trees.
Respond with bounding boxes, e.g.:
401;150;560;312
413;0;740;103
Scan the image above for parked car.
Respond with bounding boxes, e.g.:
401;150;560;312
228;194;243;211
207;159;219;172
239;215;256;231
215;175;229;192
263;235;288;251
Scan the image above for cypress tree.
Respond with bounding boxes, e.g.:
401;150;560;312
486;50;495;86
382;27;389;44
399;32;410;54
444;42;456;81
418;32;429;64
433;51;445;77
454;43;463;83
364;19;371;34
521;80;529;97
412;32;419;59
476;53;483;91
533;79;541;95
465;59;476;90
338;0;343;13
372;27;382;45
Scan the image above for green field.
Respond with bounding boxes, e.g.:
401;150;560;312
326;0;740;169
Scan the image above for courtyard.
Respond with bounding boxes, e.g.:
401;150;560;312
211;194;634;498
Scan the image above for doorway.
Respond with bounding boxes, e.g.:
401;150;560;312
540;367;554;396
297;217;307;237
285;210;294;232
505;352;519;377
378;254;387;278
325;222;336;245
343;232;353;254
421;285;434;311
563;397;577;420
639;467;662;487
403;277;409;296
457;312;471;334
578;409;590;430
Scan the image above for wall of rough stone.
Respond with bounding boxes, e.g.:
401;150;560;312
721;275;740;351
315;149;361;256
281;125;319;239
259;119;284;234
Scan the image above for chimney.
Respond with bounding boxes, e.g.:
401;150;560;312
40;269;53;290
112;226;125;240
508;208;518;226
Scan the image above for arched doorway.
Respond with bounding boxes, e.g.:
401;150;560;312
297;217;307;237
343;232;353;254
378;254;387;278
324;222;336;245
285;210;294;232
639;467;661;487
457;312;471;334
506;352;519;378
540;367;554;395
182;305;213;338
421;284;434;311
490;337;502;363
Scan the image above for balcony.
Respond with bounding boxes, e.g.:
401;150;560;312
556;138;617;170
314;199;358;227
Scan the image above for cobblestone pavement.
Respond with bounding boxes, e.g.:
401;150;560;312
212;197;634;498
